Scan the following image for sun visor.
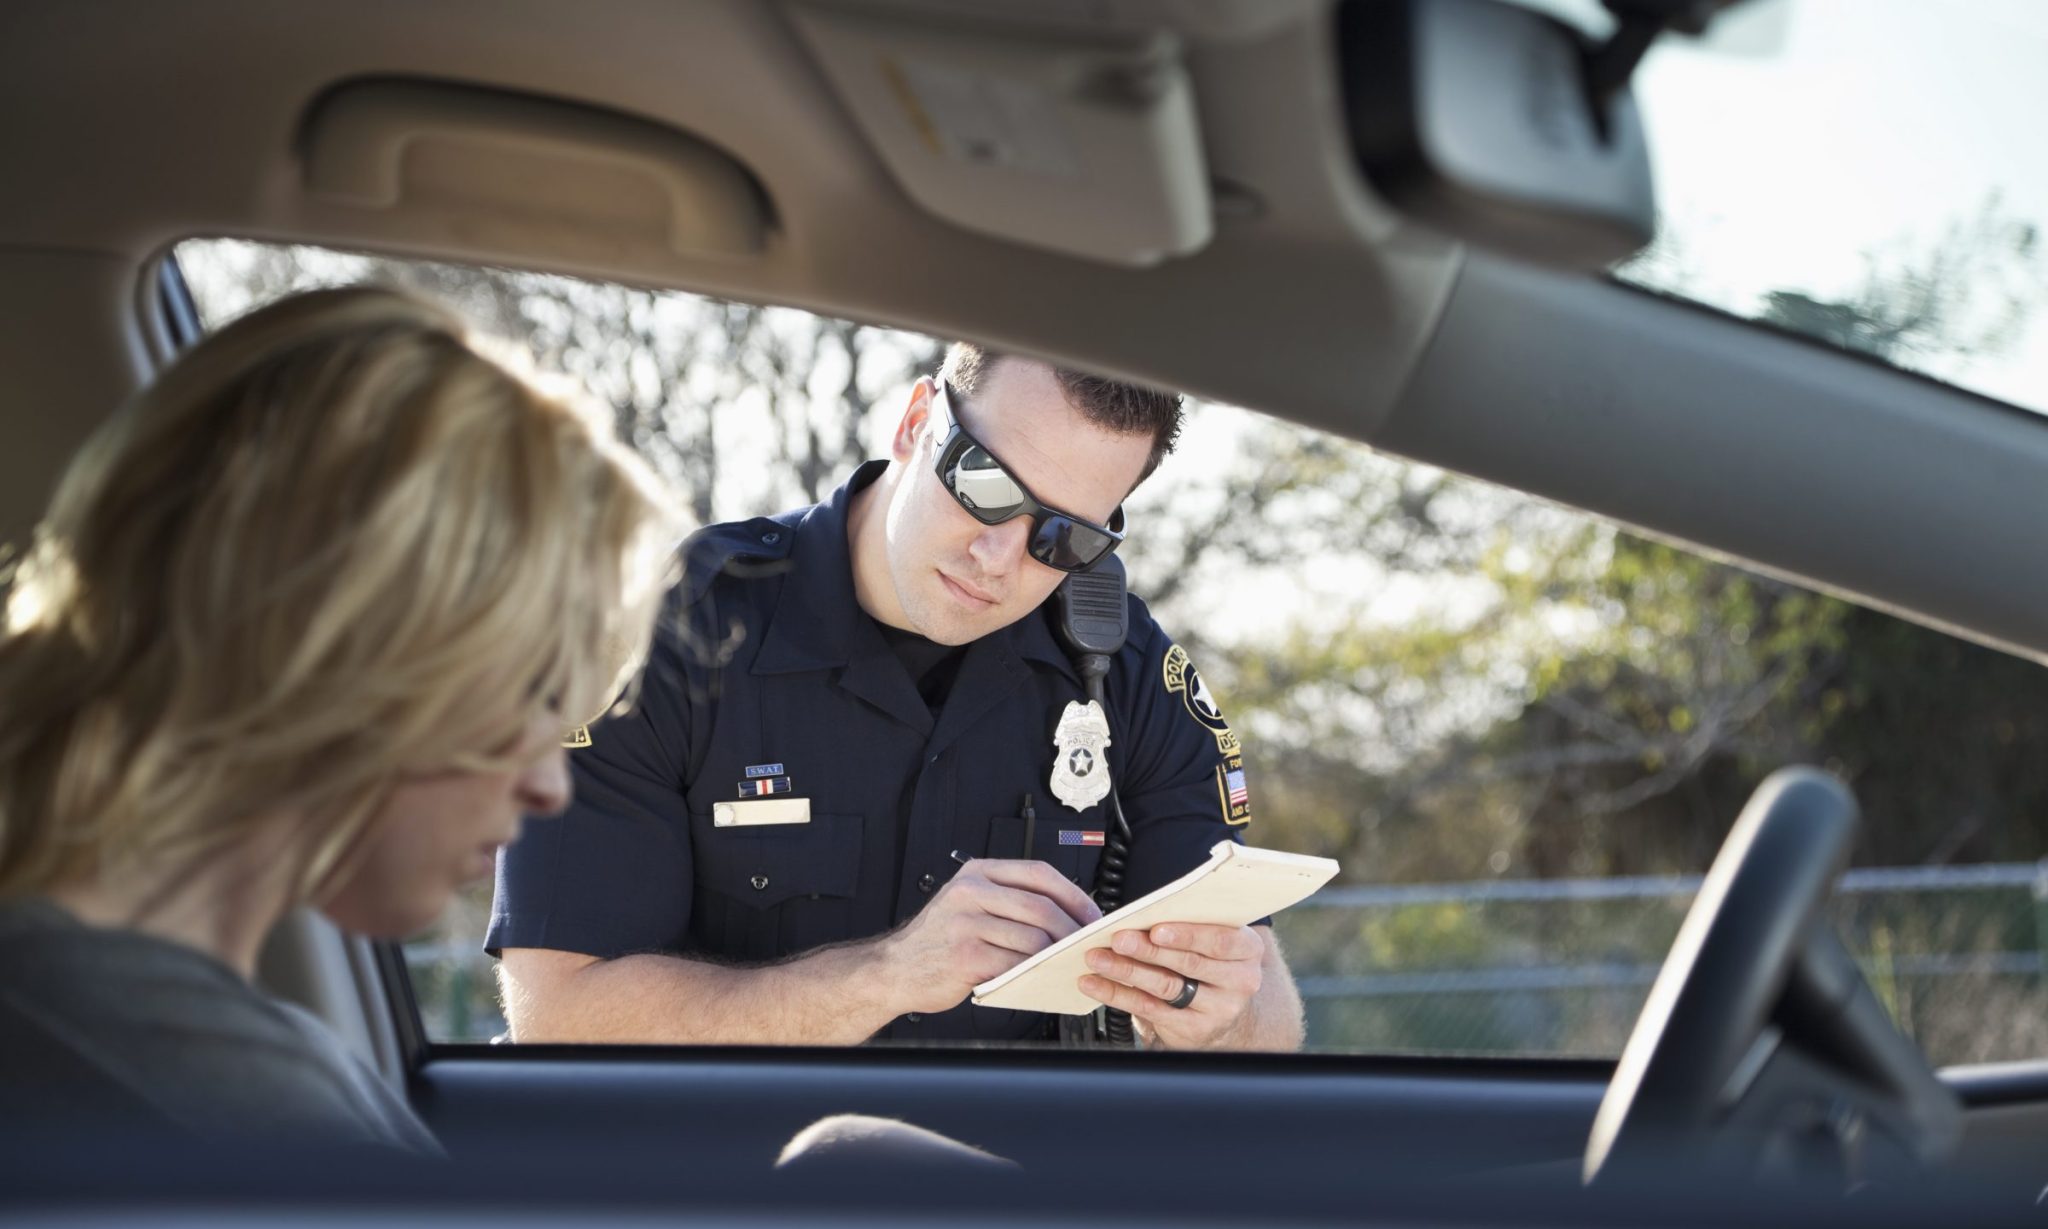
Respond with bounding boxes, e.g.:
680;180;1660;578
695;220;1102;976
787;4;1213;266
300;79;768;265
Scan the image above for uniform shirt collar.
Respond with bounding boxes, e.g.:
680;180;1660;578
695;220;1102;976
1008;598;1085;685
751;460;882;675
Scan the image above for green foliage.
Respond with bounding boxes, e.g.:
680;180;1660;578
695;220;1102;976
1228;486;2048;883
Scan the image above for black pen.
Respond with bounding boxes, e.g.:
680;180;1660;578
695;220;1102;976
1021;793;1036;860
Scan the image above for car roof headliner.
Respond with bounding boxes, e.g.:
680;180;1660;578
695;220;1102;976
4;0;2045;666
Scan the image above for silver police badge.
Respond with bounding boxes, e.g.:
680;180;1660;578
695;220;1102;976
1050;700;1113;812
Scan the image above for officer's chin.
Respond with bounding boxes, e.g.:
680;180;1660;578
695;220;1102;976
909;595;989;646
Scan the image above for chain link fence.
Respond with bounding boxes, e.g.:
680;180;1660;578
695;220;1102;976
406;864;2048;1066
1274;863;2048;1065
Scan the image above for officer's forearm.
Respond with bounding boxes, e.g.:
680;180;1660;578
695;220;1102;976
1242;929;1307;1050
1206;928;1305;1053
501;941;906;1046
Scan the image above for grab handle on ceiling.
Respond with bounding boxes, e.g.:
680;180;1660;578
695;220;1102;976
302;78;767;261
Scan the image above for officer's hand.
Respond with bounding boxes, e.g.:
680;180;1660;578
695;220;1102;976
1077;923;1267;1050
881;858;1104;1015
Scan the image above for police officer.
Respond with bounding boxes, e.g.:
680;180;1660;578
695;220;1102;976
489;344;1305;1051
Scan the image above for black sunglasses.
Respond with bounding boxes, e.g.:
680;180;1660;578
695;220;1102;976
928;381;1126;573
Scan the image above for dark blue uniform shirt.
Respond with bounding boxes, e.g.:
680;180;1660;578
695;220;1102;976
487;463;1253;1042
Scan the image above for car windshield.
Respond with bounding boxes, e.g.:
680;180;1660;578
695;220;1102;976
1556;0;2048;417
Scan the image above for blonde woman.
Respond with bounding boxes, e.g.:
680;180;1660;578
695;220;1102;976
0;286;678;1150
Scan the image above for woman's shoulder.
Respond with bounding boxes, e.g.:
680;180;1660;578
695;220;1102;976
0;899;437;1154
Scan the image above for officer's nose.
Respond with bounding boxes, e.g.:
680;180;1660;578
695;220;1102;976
966;516;1032;576
518;745;573;819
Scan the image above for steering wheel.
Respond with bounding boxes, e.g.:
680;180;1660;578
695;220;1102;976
1583;767;1859;1184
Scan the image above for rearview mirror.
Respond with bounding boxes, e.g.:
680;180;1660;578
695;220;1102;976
1340;0;1657;269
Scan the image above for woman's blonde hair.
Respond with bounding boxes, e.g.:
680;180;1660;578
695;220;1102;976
0;285;679;902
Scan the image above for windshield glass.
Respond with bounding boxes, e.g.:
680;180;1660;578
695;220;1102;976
1570;0;2048;416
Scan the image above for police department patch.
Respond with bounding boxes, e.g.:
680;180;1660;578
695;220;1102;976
1162;644;1240;755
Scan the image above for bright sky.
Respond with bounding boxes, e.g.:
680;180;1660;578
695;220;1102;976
1606;0;2048;410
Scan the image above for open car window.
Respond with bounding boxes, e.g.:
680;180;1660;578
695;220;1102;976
177;237;2048;1065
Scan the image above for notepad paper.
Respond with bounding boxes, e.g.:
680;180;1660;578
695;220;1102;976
970;841;1340;1015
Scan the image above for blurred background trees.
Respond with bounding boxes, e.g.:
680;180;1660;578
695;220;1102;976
177;192;2048;887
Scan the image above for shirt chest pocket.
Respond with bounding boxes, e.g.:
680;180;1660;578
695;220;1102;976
691;812;865;962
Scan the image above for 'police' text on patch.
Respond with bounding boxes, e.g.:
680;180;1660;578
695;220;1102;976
1163;644;1240;756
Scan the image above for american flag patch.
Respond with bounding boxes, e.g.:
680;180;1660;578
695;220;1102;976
1216;757;1251;826
737;777;791;797
1058;830;1106;847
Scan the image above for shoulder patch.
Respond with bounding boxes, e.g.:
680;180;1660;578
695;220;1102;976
1161;643;1240;756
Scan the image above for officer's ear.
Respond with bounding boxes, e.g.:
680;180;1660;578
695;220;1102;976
889;378;936;465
